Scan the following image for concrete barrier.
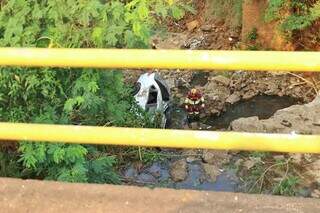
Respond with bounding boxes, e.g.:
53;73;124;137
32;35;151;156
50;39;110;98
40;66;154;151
0;178;319;213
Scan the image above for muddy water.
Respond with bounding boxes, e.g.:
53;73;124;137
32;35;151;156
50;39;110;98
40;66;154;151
205;95;299;130
174;163;239;192
190;72;210;87
124;160;239;192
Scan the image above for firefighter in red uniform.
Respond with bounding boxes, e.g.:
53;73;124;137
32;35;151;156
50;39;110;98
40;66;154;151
184;88;205;125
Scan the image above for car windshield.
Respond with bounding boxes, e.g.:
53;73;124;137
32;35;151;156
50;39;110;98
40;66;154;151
155;79;170;101
132;82;141;96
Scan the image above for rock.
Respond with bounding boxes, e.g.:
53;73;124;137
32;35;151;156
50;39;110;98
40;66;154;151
186;157;196;163
190;122;199;130
304;154;313;162
273;155;285;161
137;173;157;183
183;149;200;163
312;121;320;126
174;79;184;88
230;117;264;132
311;189;320;198
230;31;239;38
169;159;188;182
280;120;292;127
235;159;244;167
165;78;175;89
202;150;231;166
210;109;220;115
230;95;320;134
242;90;257;100
260;120;287;133
199;123;211;130
203;81;230;114
243;160;255;170
265;83;279;95
290;153;303;164
188;36;205;49
212;75;230;86
305;159;320;183
124;166;138;179
226;93;241;104
202;163;221;182
186;20;199;31
201;24;212;32
183;124;190;130
148;163;162;178
297;188;312;198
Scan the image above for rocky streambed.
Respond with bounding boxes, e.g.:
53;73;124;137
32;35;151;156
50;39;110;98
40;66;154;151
121;20;320;197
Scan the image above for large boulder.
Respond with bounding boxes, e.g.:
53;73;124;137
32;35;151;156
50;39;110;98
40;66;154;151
230;96;320;134
169;159;188;182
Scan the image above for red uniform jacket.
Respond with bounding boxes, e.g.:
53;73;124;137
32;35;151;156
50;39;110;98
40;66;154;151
184;90;205;115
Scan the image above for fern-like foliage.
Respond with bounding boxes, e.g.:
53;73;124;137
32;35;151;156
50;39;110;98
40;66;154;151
0;0;191;183
265;0;320;32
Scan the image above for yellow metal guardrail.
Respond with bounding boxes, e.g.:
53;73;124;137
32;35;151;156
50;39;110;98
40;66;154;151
0;48;320;71
1;122;320;153
1;48;320;153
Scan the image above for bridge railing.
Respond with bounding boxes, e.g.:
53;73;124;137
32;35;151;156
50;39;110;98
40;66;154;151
1;48;320;153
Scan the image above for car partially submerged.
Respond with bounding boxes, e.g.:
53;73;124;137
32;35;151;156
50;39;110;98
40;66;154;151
133;73;171;128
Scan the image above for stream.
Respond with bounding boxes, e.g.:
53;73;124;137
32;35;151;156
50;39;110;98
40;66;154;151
123;95;299;192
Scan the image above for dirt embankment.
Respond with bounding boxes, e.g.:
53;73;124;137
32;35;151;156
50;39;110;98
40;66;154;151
241;0;294;50
293;19;320;51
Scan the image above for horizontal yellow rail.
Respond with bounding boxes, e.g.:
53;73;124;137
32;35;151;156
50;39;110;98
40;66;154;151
0;48;320;72
1;49;320;153
0;122;319;153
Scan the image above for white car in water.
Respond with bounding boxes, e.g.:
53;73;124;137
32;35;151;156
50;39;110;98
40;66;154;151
133;73;171;128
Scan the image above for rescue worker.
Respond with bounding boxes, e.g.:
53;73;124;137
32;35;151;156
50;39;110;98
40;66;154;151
184;88;205;126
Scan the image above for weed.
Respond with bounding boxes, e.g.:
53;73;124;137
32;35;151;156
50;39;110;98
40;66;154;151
236;152;303;196
273;175;299;196
265;0;320;33
0;151;21;178
264;0;285;22
247;27;258;41
139;148;167;164
249;151;270;159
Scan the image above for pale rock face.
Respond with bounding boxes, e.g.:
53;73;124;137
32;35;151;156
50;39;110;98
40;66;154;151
169;159;188;182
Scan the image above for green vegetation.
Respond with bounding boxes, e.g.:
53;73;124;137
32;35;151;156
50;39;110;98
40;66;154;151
0;0;190;183
238;154;301;196
265;0;320;32
0;151;22;178
273;175;299;196
245;27;262;50
264;0;285;22
247;27;258;41
206;0;243;28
